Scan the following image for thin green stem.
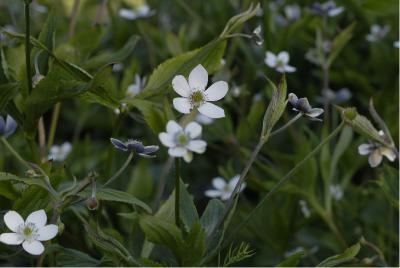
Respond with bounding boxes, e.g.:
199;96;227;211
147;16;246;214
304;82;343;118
1;137;31;170
24;1;33;94
47;104;60;149
174;158;181;229
102;152;134;188
221;121;345;250
269;113;303;138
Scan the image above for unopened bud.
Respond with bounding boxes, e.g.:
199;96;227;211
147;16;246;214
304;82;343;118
86;196;99;210
343;107;357;121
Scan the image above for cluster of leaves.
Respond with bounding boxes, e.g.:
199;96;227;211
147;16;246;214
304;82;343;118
0;0;398;267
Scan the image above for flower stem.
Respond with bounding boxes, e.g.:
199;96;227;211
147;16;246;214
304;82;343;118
102;152;134;188
24;0;33;94
269;113;303;138
222;121;345;248
1;137;31;170
174;158;181;229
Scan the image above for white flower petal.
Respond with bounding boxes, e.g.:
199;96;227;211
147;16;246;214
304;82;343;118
168;147;187;157
306;108;324;118
172;75;191;97
277;51;289;64
228;175;241;189
186;140;207;154
368;149;383;168
185;122;202;139
22;240;44;255
159;132;175;147
0;233;23;245
198;102;225;118
166;120;182;134
188;64;208;90
221;191;232;201
380;147;396;162
205;189;222;198
37;224;58;241
25;209;47;229
4;211;24;232
283;65;297;73
173;97;191;114
358;144;372;155
204;81;229;101
265;51;277;67
183;151;193;163
212;177;227;190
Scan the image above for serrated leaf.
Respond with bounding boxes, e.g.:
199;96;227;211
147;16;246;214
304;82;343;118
317;242;361;267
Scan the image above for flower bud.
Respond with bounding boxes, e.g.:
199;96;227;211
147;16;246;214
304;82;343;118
32;74;45;88
86;196;99;210
343;107;357;121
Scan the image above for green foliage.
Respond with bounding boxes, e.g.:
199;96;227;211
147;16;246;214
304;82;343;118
223;242;255;267
277;251;305;267
317;242;362;267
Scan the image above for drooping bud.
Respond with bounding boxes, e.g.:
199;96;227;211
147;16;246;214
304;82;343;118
32;73;45;88
86;196;99;210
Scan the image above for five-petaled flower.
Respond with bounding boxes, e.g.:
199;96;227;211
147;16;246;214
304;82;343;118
204;175;245;201
0;115;17;138
265;51;296;73
110;138;159;158
310;0;344;17
159;120;206;163
288;93;324;120
358;131;396;168
172;64;229;118
366;24;390;43
48;142;72;161
0;210;58;255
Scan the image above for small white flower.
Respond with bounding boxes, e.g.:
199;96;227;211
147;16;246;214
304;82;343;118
265;51;296;73
0;210;58;255
195;114;214;125
252;25;264;45
366;24;390;43
288;93;324;120
394;41;399;48
112;63;124;72
358;131;396;168
329;184;344;201
310;1;344;17
159;120;206;163
126;74;147;97
48;142;72;161
205;175;245;201
284;4;301;21
119;4;155;20
299;200;311;218
172;64;229;118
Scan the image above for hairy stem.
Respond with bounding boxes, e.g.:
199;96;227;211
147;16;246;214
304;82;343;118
174;158;181;229
269;113;303;138
102;152;134;188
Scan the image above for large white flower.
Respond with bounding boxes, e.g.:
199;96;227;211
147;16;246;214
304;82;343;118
172;64;229;118
204;175;245;201
358;131;396;168
265;51;296;73
0;210;58;255
48;142;72;161
159;120;206;163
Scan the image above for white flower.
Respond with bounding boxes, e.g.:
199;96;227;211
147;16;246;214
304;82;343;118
329;184;344;201
0;210;58;255
310;1;344;17
366;24;390;43
265;51;296;73
252;25;264;45
299;200;311;218
126;74;147;97
195;114;214;125
48;142;72;161
112;63;124;72
284;4;301;21
205;175;245;201
394;41;400;48
159;120;206;163
172;64;229;118
288;93;324;120
118;4;155;20
358;131;396;168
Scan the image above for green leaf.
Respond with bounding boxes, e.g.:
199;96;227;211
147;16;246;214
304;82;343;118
200;199;225;239
331;126;353;169
138;39;226;99
178;180;199;229
277;251;304;267
0;172;53;193
0;83;19;112
327;23;356;67
261;76;287;137
79;188;152;213
361;0;398;14
51;246;100;267
81;36;140;70
317;242;361;267
180;221;206;266
220;3;261;37
375;165;399;208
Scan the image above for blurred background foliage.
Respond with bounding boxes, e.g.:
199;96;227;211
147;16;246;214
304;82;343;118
0;0;398;266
